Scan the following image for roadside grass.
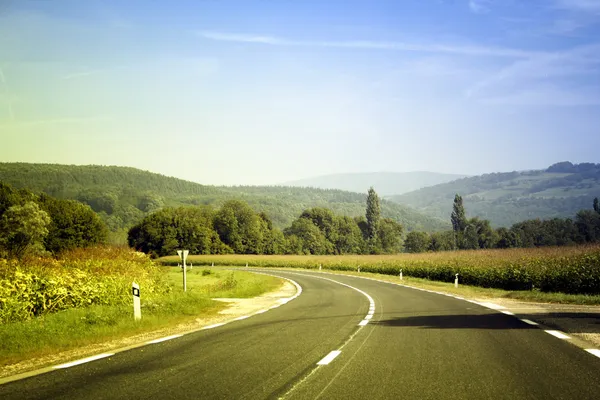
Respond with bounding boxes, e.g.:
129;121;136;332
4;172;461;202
0;267;283;368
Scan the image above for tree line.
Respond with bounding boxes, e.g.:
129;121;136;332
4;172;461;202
0;182;107;259
403;194;600;253
128;188;404;257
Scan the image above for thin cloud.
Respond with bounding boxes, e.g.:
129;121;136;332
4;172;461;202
467;43;600;105
196;31;543;58
555;0;600;13
61;69;109;80
469;0;491;14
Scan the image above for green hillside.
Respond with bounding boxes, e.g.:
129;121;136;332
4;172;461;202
281;171;468;196
389;162;600;227
0;163;449;239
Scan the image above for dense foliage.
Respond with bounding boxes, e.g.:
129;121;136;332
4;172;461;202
391;161;600;227
128;193;404;257
0;247;167;323
404;196;600;253
0;163;448;241
0;182;107;258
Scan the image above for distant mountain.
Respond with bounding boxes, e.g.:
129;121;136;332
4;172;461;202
0;163;449;239
389;162;600;227
281;172;468;196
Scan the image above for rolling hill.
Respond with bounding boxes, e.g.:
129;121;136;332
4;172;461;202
0;163;449;238
389;162;600;227
281;171;468;196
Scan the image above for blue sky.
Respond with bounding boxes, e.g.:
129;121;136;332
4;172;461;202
0;0;599;185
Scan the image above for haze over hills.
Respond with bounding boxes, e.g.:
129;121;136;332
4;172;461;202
281;172;468;196
0;163;449;240
390;162;600;228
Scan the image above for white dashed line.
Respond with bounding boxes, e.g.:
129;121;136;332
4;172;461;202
520;319;539;326
585;349;600;358
53;353;114;369
317;350;342;365
501;311;515;316
147;334;183;344
545;330;571;340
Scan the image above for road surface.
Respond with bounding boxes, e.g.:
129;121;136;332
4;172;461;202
1;270;599;399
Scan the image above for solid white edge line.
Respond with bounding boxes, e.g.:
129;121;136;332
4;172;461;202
202;323;226;330
53;353;114;369
255;309;268;314
520;319;539;326
317;350;341;365
585;349;600;358
501;311;515;316
147;334;183;344
545;330;571;339
234;315;250;321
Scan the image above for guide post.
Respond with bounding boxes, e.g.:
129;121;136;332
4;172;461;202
132;282;141;321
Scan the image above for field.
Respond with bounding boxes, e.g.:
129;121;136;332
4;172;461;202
159;245;600;297
0;247;282;368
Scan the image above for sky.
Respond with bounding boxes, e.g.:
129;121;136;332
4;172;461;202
0;0;599;185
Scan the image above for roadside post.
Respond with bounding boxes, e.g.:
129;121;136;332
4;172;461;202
177;250;189;292
455;273;459;288
357;266;361;273
319;264;322;271
132;282;141;321
399;269;403;280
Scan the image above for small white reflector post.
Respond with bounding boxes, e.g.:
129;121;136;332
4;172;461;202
132;282;141;321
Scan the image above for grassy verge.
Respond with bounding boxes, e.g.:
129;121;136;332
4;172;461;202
0;267;282;368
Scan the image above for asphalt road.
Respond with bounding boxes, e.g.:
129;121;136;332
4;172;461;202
1;270;599;400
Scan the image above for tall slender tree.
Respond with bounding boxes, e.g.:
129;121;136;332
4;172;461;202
365;187;381;242
451;194;467;249
451;194;467;233
594;197;599;214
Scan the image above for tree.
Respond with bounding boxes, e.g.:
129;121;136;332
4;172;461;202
334;216;364;254
366;187;381;251
214;200;264;254
284;218;333;255
0;202;51;259
575;210;600;243
404;231;430;253
594;197;599;214
451;194;467;233
39;194;108;254
378;218;403;254
429;231;455;252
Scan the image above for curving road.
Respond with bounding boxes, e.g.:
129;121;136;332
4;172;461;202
1;270;599;399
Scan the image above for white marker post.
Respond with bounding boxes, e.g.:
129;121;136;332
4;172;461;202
399;269;403;280
357;266;361;273
455;273;459;288
132;282;141;321
177;250;189;292
319;264;322;271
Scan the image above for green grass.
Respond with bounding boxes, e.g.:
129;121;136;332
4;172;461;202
0;267;283;369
